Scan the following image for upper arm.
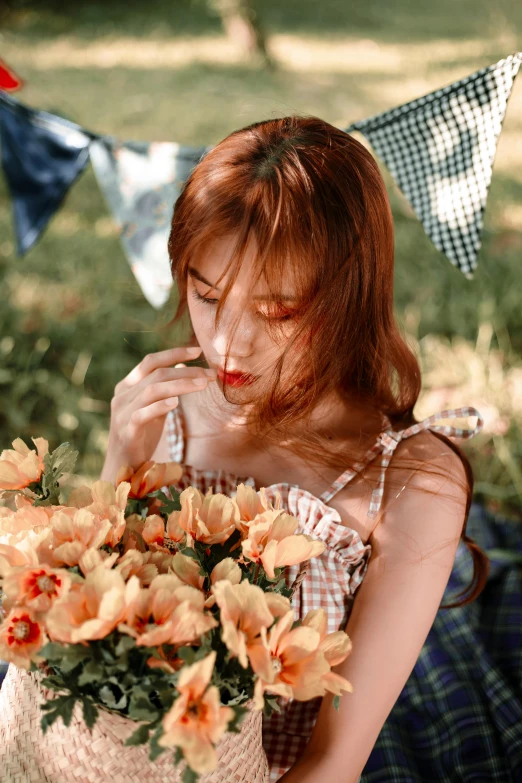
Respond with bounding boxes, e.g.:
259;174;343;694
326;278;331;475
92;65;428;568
302;438;468;780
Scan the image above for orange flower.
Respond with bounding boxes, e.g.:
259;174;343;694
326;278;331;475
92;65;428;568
116;461;183;499
121;513;147;553
0;503;53;541
250;609;353;709
204;558;242;608
78;548;119;576
169;551;205;590
50;508;112;567
1;562;72;614
0;504;58;566
45;564;141;643
0;607;48;669
119;575;218;648
165;510;186;544
142;514;166;547
211;580;275;670
115;549;173;585
241;511;325;579
302;608;354;696
178;487;240;546
83;479;130;548
233;484;282;536
0;527;54;576
158;651;235;774
0;436;48;491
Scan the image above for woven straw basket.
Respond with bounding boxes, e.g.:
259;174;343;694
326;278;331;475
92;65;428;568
0;665;270;783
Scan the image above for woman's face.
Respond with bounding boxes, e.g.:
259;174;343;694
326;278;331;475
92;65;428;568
186;233;301;391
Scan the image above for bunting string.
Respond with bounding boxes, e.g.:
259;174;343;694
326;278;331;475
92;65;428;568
0;51;520;307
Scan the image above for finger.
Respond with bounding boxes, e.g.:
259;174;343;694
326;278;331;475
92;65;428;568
115;346;202;395
127;396;180;437
135;376;216;412
115;365;217;412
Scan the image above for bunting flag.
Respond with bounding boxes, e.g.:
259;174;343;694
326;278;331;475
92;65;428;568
344;52;522;279
0;92;92;254
0;51;520;305
89;138;211;309
0;59;23;92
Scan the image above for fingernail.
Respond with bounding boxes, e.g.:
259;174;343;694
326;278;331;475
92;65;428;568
186;346;202;356
192;378;207;386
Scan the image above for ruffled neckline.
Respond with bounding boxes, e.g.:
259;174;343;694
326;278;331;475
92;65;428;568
168;457;373;570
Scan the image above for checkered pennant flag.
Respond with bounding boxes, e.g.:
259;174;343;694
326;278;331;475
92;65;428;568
344;52;522;279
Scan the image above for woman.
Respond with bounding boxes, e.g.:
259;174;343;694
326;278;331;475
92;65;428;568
103;115;492;782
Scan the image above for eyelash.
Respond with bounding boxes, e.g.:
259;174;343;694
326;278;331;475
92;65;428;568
190;288;295;322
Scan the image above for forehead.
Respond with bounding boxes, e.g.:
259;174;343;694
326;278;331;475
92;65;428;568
192;232;301;298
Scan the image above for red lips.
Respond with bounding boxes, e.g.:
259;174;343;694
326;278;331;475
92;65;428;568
217;368;256;387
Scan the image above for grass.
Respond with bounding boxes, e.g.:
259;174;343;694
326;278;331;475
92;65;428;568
0;0;521;518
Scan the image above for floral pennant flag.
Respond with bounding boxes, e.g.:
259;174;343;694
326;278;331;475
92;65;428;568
0;93;92;255
344;52;522;279
89;138;211;309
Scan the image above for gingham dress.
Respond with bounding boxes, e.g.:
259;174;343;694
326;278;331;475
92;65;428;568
164;403;484;782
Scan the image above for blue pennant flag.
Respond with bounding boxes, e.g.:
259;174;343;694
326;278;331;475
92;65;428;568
344;52;522;279
0;93;92;255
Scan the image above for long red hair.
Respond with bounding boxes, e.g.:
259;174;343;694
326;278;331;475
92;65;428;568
163;114;489;609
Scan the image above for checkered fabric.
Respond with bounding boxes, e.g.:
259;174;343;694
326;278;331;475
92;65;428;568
344;51;522;279
163;403;484;781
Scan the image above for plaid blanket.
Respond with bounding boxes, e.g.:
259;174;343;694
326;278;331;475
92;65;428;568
360;501;522;783
1;501;521;783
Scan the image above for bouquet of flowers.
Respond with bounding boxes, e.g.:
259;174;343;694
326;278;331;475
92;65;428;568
0;435;354;783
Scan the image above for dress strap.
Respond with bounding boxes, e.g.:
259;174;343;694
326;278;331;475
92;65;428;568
319;406;484;519
166;406;185;464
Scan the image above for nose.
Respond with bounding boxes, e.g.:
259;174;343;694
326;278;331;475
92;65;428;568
211;308;255;360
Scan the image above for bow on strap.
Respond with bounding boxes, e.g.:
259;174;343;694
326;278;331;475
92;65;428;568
367;429;405;519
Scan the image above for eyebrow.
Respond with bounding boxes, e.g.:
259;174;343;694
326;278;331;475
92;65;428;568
188;266;299;301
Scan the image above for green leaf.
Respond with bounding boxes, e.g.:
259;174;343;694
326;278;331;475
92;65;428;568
47;442;79;477
176;646;196;664
227;691;248;706
58;645;92;673
41;708;62;734
128;697;159;722
178;547;200;561
149;725;168;762
226;705;248;733
78;660;104;686
40;675;67;691
60;697;77;727
264;697;282;714
39;641;68;661
333;694;341;711
173;747;184;765
182;766;200;783
115;635;136;656
100;684;127;710
124;723;150;747
81;698;98;729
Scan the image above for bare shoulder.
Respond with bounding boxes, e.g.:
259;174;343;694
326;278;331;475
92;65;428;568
329;428;468;547
368;429;469;567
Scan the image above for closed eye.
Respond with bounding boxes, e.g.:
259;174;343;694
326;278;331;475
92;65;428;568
190;288;297;322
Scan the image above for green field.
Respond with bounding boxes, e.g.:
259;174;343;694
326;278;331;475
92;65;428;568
1;0;521;516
